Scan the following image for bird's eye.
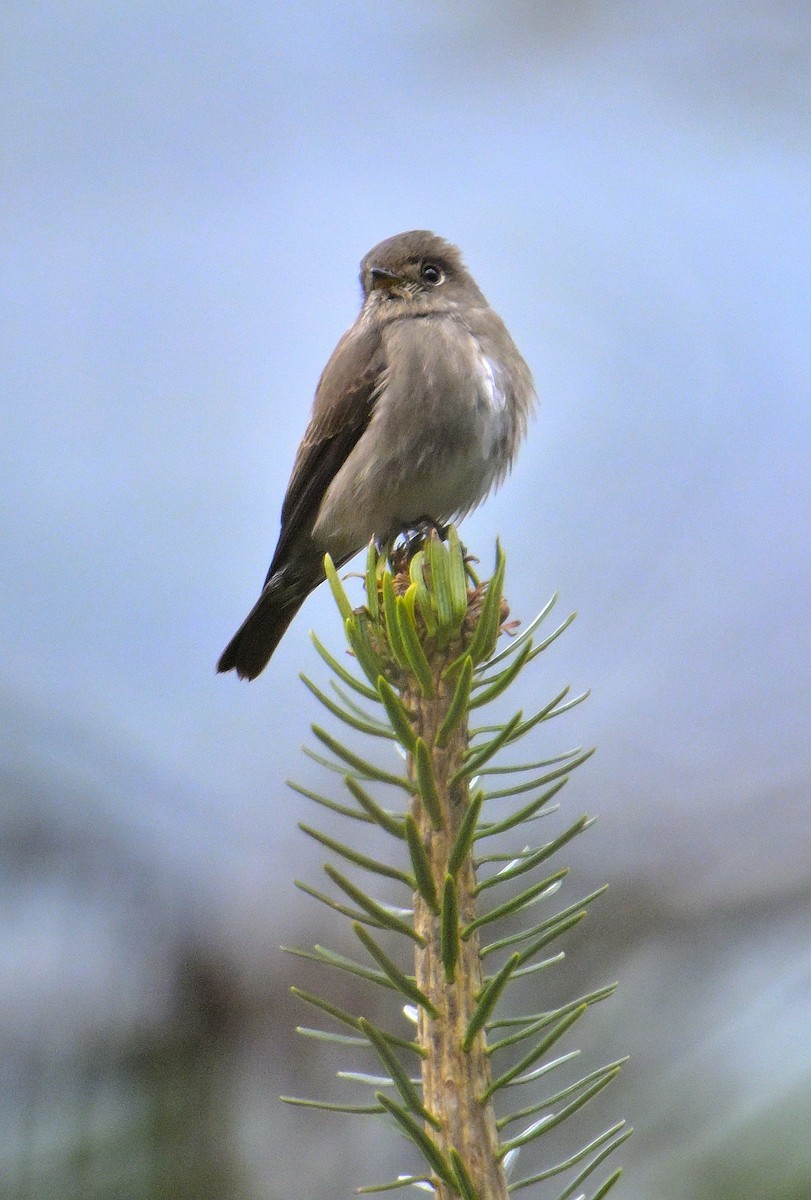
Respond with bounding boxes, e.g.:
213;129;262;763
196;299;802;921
420;262;444;285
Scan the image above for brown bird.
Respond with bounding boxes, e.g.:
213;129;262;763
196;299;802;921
217;230;536;680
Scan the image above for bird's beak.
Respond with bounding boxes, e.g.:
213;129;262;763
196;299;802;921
369;266;404;291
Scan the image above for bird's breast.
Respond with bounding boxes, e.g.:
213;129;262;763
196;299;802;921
314;315;515;548
389;315;510;440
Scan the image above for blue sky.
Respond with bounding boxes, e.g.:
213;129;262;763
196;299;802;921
4;2;808;883
2;5;810;1193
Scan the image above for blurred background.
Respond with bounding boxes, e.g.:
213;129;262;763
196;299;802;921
2;2;810;1197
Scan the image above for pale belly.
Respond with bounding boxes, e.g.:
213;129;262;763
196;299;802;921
308;310;522;556
314;353;510;553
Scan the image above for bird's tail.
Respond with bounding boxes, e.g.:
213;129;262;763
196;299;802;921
217;568;315;680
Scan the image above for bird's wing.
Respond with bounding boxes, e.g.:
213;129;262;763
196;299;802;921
264;319;385;584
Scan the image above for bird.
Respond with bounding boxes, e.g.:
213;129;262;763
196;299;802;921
217;230;536;680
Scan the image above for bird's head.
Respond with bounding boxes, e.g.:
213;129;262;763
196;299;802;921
359;230;484;312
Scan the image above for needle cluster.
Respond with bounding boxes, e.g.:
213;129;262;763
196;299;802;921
283;530;629;1198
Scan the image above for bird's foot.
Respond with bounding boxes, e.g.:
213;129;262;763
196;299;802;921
392;516;449;557
413;515;449;541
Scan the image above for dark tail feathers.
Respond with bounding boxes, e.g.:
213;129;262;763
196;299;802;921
217;573;312;680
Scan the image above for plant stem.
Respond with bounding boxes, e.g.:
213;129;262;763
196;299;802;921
405;666;509;1200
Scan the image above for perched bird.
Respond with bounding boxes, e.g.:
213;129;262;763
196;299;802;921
217;230;536;680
